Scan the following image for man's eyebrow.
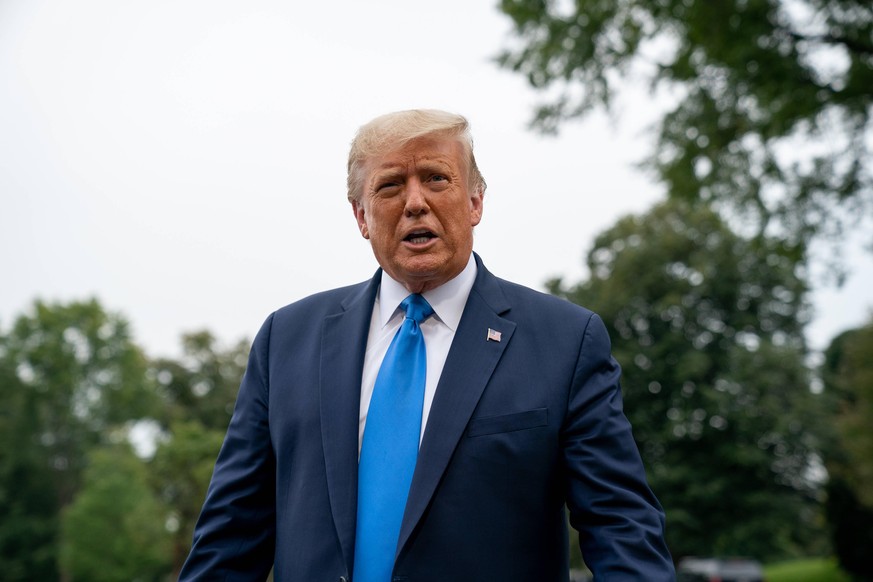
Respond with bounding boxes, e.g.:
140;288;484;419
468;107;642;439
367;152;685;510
414;158;455;173
372;157;453;177
371;168;403;181
376;155;451;167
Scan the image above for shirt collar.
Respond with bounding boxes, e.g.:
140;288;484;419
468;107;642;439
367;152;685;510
377;254;477;332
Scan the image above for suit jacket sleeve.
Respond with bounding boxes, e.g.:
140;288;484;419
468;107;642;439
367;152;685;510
563;313;675;580
178;313;277;581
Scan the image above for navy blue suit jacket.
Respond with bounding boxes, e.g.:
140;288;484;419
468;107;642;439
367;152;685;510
180;255;674;581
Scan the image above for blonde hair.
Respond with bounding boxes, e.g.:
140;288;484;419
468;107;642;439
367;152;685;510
346;109;486;201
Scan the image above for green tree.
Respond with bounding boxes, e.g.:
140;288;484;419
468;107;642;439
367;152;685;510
0;299;156;580
497;0;873;264
0;334;57;580
550;200;825;560
821;321;873;579
146;331;248;576
822;321;873;507
150;330;248;431
149;421;226;578
60;444;171;582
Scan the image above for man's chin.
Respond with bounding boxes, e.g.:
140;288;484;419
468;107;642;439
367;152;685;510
387;256;458;293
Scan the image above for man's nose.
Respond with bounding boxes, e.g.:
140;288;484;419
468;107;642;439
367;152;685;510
404;179;429;215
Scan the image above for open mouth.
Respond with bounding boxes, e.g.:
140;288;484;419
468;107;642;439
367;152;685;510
404;230;437;244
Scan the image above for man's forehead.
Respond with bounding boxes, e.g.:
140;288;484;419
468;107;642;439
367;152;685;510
367;137;464;170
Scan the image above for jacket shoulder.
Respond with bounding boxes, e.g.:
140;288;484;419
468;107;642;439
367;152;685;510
490;275;596;325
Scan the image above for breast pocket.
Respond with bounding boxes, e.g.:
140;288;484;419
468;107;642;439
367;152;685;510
466;408;549;437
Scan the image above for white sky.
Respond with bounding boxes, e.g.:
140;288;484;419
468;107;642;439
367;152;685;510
1;0;870;359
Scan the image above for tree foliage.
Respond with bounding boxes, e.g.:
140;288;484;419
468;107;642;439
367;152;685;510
0;338;57;580
60;445;171;582
0;302;249;580
149;330;248;431
821;320;873;579
497;0;873;262
822;320;873;507
0;299;155;580
150;421;226;578
549;200;825;560
146;331;248;576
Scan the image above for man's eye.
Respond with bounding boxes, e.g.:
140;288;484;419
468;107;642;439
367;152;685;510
430;174;447;182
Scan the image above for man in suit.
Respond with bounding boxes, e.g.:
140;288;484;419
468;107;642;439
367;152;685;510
180;110;675;581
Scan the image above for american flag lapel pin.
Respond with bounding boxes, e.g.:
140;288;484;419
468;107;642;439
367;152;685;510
486;328;502;342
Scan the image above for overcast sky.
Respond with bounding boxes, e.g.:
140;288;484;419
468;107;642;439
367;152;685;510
2;0;871;359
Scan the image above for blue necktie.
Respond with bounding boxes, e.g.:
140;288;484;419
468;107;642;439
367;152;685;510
354;294;433;582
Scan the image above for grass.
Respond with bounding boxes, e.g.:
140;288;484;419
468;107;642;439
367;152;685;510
764;558;853;582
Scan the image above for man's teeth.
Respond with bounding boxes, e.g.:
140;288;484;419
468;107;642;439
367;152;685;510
406;232;434;244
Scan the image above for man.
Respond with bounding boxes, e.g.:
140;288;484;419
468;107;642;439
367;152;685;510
180;110;675;581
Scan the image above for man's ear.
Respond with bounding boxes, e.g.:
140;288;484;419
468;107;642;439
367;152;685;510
351;200;369;239
469;189;484;227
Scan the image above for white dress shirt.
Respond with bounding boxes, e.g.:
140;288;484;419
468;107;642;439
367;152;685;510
358;254;477;454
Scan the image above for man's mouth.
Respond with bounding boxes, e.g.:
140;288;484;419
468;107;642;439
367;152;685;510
404;230;437;244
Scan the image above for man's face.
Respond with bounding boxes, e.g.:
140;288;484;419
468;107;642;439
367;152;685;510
351;135;484;294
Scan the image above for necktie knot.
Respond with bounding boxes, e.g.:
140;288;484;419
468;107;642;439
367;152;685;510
401;294;433;325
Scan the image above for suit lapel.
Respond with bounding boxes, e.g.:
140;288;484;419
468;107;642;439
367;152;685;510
396;258;516;555
320;273;380;574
